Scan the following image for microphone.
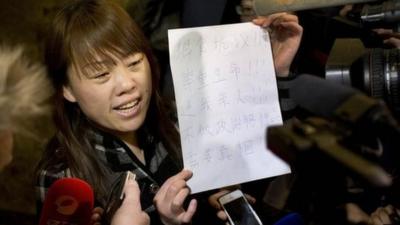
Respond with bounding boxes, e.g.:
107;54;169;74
288;75;400;170
39;178;94;225
289;74;399;131
289;74;358;118
254;0;376;16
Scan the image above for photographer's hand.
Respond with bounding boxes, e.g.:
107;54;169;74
368;205;399;225
373;28;400;49
252;13;303;77
345;203;400;225
154;170;197;225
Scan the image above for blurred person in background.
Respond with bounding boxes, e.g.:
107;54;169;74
0;45;52;171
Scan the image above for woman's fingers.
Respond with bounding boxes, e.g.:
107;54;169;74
154;169;197;225
277;22;303;35
253;13;297;27
156;170;192;201
122;178;142;208
180;199;198;223
171;188;190;214
164;179;187;203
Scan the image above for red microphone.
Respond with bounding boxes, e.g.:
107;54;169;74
39;178;94;225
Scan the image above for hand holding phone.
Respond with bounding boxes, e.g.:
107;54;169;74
218;189;263;225
110;172;150;225
104;171;136;224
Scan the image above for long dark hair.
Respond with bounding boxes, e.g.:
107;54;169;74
36;0;181;201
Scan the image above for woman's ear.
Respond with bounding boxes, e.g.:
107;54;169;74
63;85;77;103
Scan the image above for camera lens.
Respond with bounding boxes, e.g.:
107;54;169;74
327;48;400;115
346;48;400;115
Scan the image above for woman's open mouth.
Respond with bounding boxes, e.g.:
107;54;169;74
114;99;140;117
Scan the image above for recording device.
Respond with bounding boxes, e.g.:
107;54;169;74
104;171;136;224
281;74;400;174
268;75;400;224
321;1;400;116
268;117;392;187
290;74;400;145
267;116;400;222
254;0;400;116
218;189;263;225
270;76;395;187
39;178;94;225
326;39;400;116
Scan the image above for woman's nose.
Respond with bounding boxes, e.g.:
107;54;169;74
115;69;135;95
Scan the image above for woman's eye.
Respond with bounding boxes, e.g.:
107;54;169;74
94;72;110;79
128;58;143;68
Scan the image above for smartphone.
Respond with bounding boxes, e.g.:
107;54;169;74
218;189;263;225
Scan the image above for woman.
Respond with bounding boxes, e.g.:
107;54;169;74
0;44;147;225
35;0;302;224
36;0;197;224
0;44;146;225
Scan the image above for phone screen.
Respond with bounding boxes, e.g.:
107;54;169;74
223;197;261;225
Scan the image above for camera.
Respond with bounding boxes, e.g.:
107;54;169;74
266;73;400;224
326;44;400;115
267;115;400;223
325;0;400;116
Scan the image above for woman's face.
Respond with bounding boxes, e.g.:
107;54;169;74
63;52;152;138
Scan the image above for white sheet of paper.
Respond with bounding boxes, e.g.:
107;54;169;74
168;22;290;193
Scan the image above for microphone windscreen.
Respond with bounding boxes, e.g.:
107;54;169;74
39;178;94;225
290;74;358;117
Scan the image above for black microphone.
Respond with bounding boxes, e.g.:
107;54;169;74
289;74;358;118
288;74;400;132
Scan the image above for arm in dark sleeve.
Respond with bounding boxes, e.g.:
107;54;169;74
277;74;298;121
